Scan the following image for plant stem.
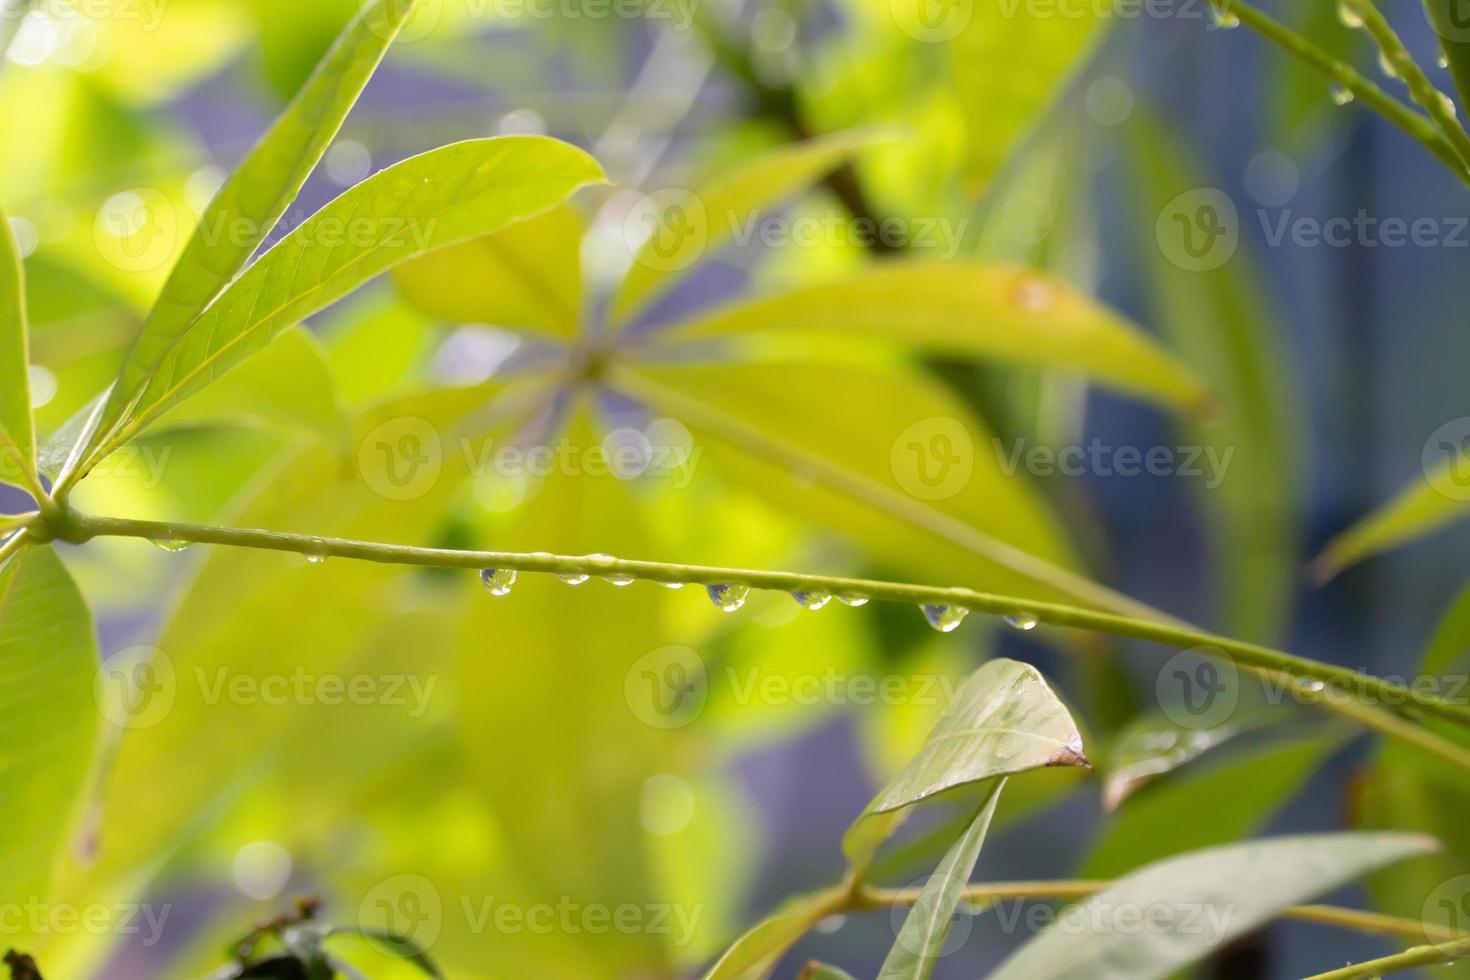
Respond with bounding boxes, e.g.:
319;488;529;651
63;511;1470;735
1343;0;1470;171
852;881;1455;944
1210;0;1470;182
1300;935;1470;980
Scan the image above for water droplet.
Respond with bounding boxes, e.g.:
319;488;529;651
1336;0;1363;29
557;572;590;586
791;590;832;610
836;594;870;607
480;567;516;596
707;583;750;612
1011;276;1057;315
1439;92;1459;118
1300;678;1326;693
921;604;969;632
603;574;635;587
304;552;328;566
1377;50;1398;80
658;581;686;590
1004;612;1040;631
1211;5;1239;29
150;538;189;553
1331;85;1355;106
1439;54;1450;69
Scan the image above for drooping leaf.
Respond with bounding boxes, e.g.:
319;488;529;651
654;262;1211;413
1123;115;1299;641
610;129;889;325
844;658;1086;879
1315;449;1470;578
325;927;443;978
701;889;843;980
74;136;604;475
90;0;420;466
876;781;1004;980
1083;731;1344;879
0;204;42;498
146;327;351;450
989;833;1437;980
393;203;586;339
0;546;100;914
1101;711;1250;812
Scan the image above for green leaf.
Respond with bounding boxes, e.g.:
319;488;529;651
1082;731;1344;880
844;658;1086;879
702;889;842;980
0;546;100;912
90;0;420;468
947;5;1103;190
325;926;443;978
1123;115;1299;640
75;136;604;475
0;204;42;498
876;781;1004;980
989;832;1437;980
1100;712;1249;812
393;204;585;339
1425;0;1470;118
655;262;1211;414
147;327;351;450
1314;450;1470;578
610;129;889;325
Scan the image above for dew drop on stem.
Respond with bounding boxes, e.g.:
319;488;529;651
836;594;869;607
921;604;969;632
481;568;516;596
150;538;190;553
707;583;750;612
1004;612;1039;631
790;590;832;610
604;574;635;587
557;573;590;585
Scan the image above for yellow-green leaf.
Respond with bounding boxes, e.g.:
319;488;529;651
0;204;42;498
610;129;889;325
75;136;604;476
655;262;1211;413
393;203;585;339
702;889;842;980
91;0;421;468
0;547;100;915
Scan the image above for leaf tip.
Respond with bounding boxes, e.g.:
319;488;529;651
1047;732;1089;769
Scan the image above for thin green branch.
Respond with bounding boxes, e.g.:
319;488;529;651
1301;935;1470;980
1343;0;1470;170
62;511;1470;737
1210;0;1470;182
854;882;1458;945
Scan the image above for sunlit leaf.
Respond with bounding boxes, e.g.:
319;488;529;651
0;547;99;917
876;781;1003;980
0;204;41;497
91;0;422;467
989;833;1437;980
844;658;1085;879
75;136;604;475
654;262;1211;413
1083;731;1344;879
610;129;889;325
393;204;586;339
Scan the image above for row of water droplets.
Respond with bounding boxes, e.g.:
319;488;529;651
478;555;1041;634
1330;0;1458;114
